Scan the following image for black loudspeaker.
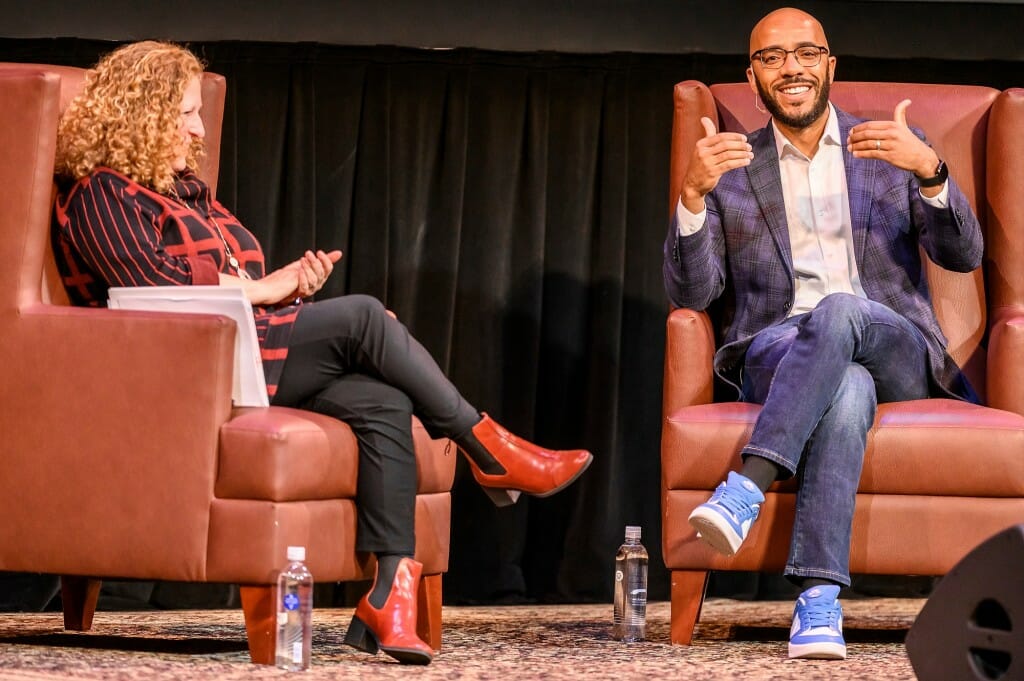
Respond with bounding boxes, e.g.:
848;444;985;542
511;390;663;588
906;524;1024;680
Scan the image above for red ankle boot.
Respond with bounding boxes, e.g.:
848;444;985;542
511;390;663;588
344;557;433;665
461;413;593;507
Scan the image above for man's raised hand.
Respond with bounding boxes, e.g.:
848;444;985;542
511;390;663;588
847;99;940;181
679;116;753;214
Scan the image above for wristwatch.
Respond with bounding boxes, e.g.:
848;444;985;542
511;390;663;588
916;159;948;188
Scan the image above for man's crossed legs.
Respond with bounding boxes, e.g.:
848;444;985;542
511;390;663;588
689;294;931;659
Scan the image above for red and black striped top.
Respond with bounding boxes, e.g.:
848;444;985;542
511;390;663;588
52;167;298;399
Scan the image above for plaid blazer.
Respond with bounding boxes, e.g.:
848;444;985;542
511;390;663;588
663;106;983;401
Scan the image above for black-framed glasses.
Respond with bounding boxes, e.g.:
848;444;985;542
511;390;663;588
750;45;829;69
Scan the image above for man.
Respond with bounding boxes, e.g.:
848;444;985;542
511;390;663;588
662;7;982;660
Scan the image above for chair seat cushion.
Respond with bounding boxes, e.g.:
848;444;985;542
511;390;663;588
216;406;455;501
663;399;1024;496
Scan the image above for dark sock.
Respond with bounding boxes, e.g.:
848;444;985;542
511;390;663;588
801;577;840;592
368;553;409;609
740;455;782;493
453;416;507;475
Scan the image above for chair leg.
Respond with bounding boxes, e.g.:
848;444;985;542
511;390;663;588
670;569;709;645
417;573;443;651
239;585;275;665
60;576;101;631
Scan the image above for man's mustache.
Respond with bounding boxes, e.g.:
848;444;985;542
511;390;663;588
773;78;817;93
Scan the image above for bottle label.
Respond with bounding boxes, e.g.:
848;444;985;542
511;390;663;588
615;570;624;582
283;592;300;611
292;641;303;663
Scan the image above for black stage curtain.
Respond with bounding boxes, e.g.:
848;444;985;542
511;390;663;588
1;38;1020;607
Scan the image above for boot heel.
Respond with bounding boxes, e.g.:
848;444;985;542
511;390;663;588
483;487;521;507
344;615;380;654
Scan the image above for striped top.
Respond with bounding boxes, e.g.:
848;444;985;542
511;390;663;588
52;167;298;398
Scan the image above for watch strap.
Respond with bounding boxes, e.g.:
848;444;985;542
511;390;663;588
917;160;948;188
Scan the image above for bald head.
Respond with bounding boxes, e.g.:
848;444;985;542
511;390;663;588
749;7;829;55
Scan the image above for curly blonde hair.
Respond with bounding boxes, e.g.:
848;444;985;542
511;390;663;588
55;41;205;194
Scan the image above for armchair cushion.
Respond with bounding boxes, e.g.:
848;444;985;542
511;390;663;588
217;408;360;501
664;400;1024;497
218;408;456;501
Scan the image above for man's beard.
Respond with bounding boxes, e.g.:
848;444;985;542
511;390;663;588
755;75;831;129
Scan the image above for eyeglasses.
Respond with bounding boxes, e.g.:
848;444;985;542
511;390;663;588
750;45;829;69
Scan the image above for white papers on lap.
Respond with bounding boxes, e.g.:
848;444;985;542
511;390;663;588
107;285;269;407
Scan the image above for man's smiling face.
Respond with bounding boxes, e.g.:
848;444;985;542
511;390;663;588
746;8;836;131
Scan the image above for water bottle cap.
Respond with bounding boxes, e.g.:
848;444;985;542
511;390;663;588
286;546;306;561
625;525;641;540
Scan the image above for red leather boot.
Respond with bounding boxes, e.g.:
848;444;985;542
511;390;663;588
344;557;433;665
460;413;593;506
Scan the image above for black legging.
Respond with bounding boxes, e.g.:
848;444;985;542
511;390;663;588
271;294;480;554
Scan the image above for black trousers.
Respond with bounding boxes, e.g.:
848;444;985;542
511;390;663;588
272;294;480;554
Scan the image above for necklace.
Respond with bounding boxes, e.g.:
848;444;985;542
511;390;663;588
209;215;252;280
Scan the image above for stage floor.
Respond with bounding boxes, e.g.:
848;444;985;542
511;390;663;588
0;597;923;680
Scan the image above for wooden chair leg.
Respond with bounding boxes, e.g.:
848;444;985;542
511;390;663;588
60;576;101;631
670;569;709;645
240;585;275;665
417;573;443;651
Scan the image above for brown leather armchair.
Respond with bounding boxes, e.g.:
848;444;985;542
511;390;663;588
661;81;1024;645
0;63;454;663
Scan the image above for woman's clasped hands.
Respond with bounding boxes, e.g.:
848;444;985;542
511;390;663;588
288;249;344;299
243;249;343;306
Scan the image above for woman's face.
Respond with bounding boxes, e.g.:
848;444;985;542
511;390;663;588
172;76;204;172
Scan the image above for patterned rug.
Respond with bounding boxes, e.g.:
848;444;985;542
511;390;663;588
0;598;923;680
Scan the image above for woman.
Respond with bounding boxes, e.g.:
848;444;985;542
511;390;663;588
52;41;592;666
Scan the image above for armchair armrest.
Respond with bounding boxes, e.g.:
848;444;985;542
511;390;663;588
0;303;239;579
107;285;269;407
663;308;716;417
19;303;236;422
985;307;1024;416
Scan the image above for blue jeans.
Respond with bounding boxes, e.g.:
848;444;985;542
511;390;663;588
739;293;930;586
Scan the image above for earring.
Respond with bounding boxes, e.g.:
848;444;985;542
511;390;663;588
754;95;767;114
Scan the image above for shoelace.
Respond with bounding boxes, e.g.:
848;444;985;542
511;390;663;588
799;597;839;629
710;482;759;518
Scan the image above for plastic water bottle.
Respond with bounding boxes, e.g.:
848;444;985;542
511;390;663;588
275;546;313;670
613;525;648;642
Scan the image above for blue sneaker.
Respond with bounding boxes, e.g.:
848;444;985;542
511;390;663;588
687;471;764;556
788;585;847;660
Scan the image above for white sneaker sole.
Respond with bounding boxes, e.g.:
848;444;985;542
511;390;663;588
788;641;847;660
688;506;743;556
